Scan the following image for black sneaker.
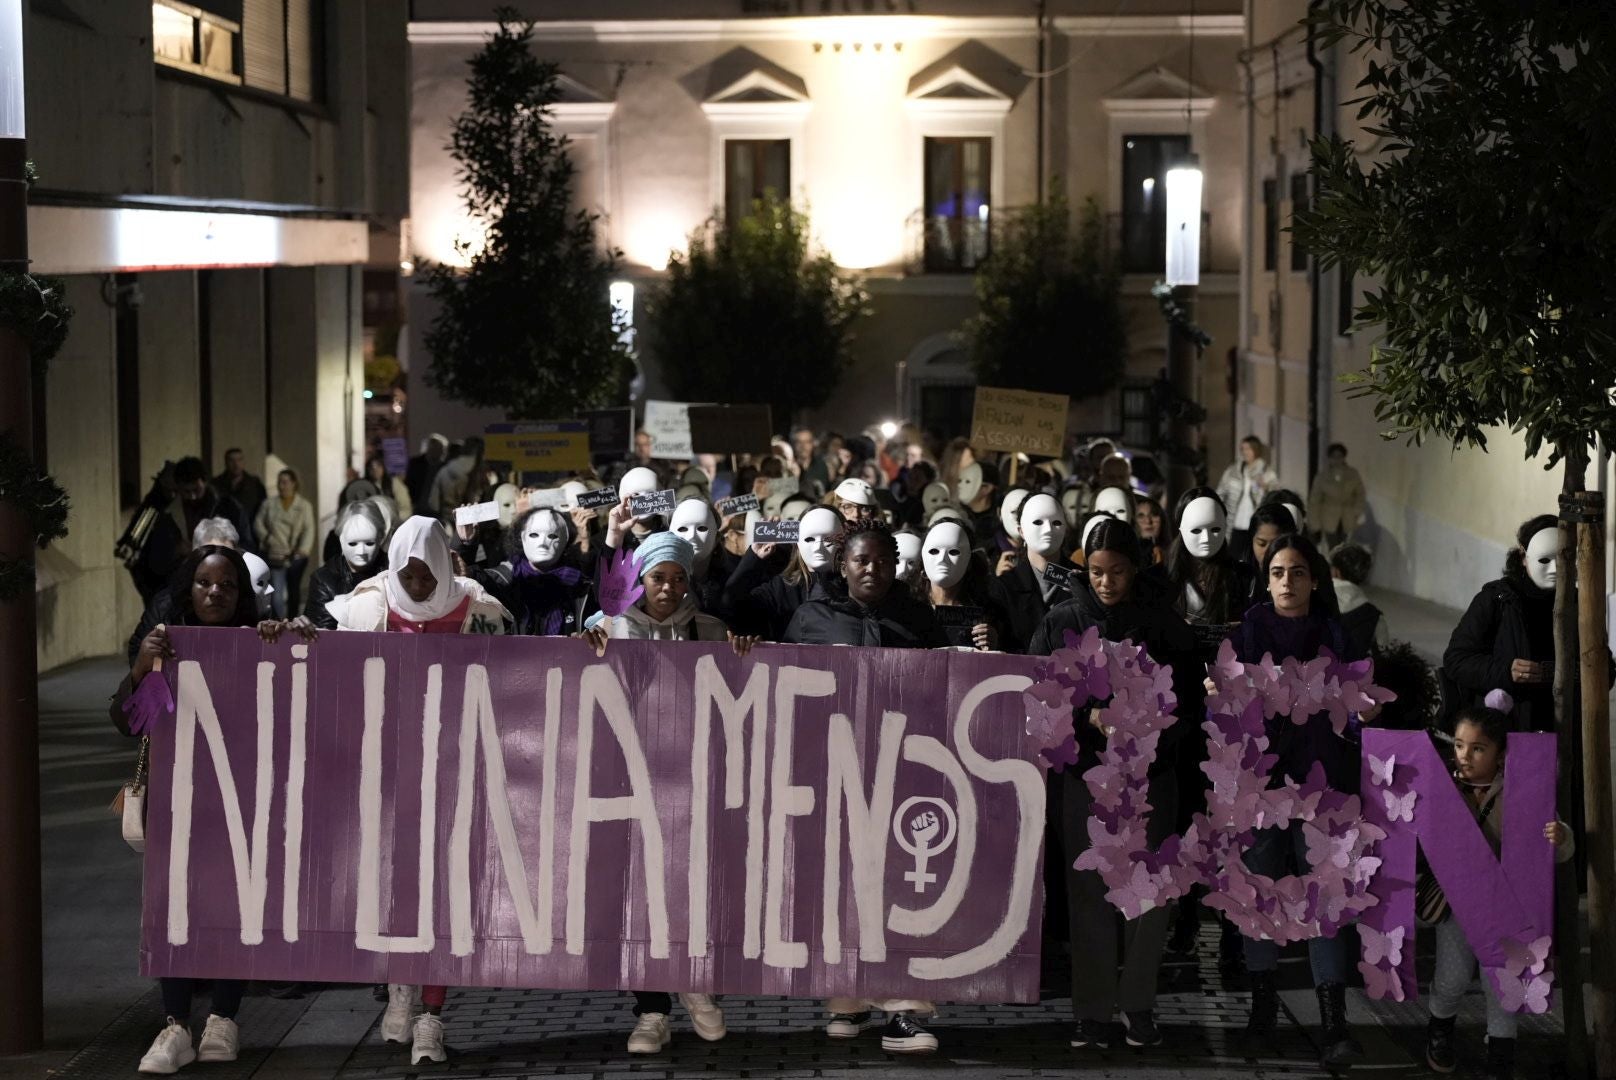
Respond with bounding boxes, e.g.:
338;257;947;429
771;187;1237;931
1070;1018;1113;1049
1425;1015;1457;1074
1123;1011;1162;1048
880;1013;939;1054
825;1011;870;1039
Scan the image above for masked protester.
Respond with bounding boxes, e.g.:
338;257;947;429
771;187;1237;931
721;506;843;639
918;519;1016;652
999;494;1069;648
304;501;389;630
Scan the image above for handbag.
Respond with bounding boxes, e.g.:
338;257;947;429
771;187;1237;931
111;733;150;853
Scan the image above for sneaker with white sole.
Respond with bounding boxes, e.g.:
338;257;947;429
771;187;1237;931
195;1014;239;1063
138;1019;197;1075
826;1011;871;1038
410;1013;447;1064
627;1012;671;1054
678;993;726;1041
381;984;417;1043
881;1012;939;1054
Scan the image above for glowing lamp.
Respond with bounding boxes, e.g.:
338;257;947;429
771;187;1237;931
0;0;23;138
1164;155;1203;287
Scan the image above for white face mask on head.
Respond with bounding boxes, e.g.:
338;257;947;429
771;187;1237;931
1000;490;1029;539
922;482;952;518
798;508;841;572
1525;527;1558;590
494;483;520;527
521;510;567;568
1178;496;1227;559
1093;487;1131;522
1020;494;1066;558
1284;502;1306;532
242;551;274;617
923;522;970;589
339;517;380;571
1059;488;1083;529
671;499;717;562
895;533;922;583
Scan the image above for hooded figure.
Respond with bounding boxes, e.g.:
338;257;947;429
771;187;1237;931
338;517;509;634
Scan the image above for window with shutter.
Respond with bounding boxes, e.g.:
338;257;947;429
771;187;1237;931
285;0;319;101
242;0;286;94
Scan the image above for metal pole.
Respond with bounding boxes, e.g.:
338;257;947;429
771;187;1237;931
0;0;41;1048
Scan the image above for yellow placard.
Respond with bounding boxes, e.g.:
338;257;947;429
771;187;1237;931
483;422;591;474
969;387;1070;457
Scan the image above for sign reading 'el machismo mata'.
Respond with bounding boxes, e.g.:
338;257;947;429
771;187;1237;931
141;629;1048;1002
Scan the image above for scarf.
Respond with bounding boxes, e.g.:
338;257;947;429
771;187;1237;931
512;560;584;636
383;517;468;623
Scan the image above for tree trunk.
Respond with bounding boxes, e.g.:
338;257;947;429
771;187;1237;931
1557;445;1589;1079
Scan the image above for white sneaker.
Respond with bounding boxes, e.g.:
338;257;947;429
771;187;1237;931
381;984;418;1043
195;1014;239;1063
679;993;726;1041
138;1019;196;1075
410;1013;447;1064
627;1012;671;1054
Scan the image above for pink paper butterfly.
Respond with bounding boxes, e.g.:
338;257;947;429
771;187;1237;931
1492;971;1552;1014
1360;925;1405;967
1358;959;1406;1002
1382;789;1417;823
1502;935;1552;978
1368;753;1397;788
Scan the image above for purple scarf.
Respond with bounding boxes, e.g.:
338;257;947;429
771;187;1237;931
512;560;584;636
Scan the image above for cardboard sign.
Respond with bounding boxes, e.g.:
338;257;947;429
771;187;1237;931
454;501;501;528
717;493;760;518
970;387;1070;458
1041;563;1073;592
582;408;635;458
765;476;800;499
935;605;987;649
523;488;567;511
485;421;591;474
572;487;619;511
687;405;774;455
142;629;1048;1002
628;488;677;518
750;519;800;545
644;401;695;461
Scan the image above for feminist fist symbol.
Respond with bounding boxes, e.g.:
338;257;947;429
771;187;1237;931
893;797;957;895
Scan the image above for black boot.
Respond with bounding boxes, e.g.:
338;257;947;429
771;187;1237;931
1218;919;1246;975
1424;1015;1457;1074
1244;970;1279;1040
1316;982;1365;1071
1483;1036;1515;1080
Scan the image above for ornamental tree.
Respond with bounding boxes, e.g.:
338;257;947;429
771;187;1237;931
420;8;631;419
1292;3;1616;1073
646;195;869;429
965;194;1127;400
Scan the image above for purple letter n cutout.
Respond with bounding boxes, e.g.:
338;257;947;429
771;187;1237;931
1359;730;1556;1012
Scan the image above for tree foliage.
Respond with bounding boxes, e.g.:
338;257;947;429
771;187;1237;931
647;196;869;428
965;194;1127;400
1294;0;1616;467
421;8;631;419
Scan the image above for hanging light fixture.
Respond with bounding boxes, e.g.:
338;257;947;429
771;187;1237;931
1164;0;1202;285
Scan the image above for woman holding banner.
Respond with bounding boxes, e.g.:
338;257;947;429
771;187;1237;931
336;516;511;1064
113;545;308;1075
1026;519;1203;1052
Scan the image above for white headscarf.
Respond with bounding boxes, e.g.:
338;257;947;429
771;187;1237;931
384;516;466;622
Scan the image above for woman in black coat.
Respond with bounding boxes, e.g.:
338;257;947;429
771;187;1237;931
1027;518;1204;1053
304;501;389;630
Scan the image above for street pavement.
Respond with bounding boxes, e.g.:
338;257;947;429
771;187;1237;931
0;592;1578;1080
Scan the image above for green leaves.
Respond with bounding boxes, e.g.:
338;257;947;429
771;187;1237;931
1296;0;1616;468
420;7;631;420
964;194;1128;401
646;196;870;427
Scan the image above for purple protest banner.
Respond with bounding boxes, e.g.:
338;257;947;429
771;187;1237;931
141;627;1048;1002
1357;730;1556;1010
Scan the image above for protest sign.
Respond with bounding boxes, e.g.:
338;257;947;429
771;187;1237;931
751;519;800;545
644;401;696;460
969;388;1069;458
717;493;760;518
485;422;591;474
1040;563;1073;592
572;487;618;511
582;408;634;458
454;502;501;528
688;405;774;455
141;628;1048;1002
934;606;986;649
628;489;677;519
381;437;409;478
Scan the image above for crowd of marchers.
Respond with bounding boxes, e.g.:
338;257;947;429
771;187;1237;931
111;424;1578;1080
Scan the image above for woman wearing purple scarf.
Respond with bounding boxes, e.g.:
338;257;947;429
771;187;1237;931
480;506;591;636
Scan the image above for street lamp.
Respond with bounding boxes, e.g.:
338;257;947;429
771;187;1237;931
1164;154;1202;286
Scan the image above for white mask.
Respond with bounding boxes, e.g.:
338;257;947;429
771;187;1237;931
1525;527;1558;590
619;467;658;499
520;509;567;568
956;462;985;505
798;507;841;572
1177;496;1227;559
923;522;970;589
780;497;813;522
895;533;922;582
671;499;717;562
1059;487;1084;529
241;551;274;617
494;483;520;527
1020;494;1066;558
922;482;953;518
339;517;381;571
1093;487;1131;522
1000;490;1029;539
561;480;588;509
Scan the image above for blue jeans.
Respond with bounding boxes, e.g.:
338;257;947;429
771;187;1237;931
1240;822;1349;985
268;557;308;618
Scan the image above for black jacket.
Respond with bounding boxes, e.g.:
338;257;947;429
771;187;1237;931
1028;575;1205;778
785;577;948;649
999;557;1066;652
304;555;388;630
721;548;823;640
1443;575;1556;732
133;491;255;601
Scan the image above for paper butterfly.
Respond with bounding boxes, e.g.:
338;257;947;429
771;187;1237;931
1358;959;1406;1001
1368;753;1397;788
1360;925;1405;967
1502;935;1552;978
1493;971;1553;1014
1382;789;1417;823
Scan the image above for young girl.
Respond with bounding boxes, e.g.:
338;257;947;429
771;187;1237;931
1425;697;1572;1080
337;517;511;1064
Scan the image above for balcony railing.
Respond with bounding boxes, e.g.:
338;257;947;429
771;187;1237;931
903;207;1214;277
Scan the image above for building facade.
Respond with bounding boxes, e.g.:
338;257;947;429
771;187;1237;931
1236;0;1592;611
28;1;409;670
406;0;1246;466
